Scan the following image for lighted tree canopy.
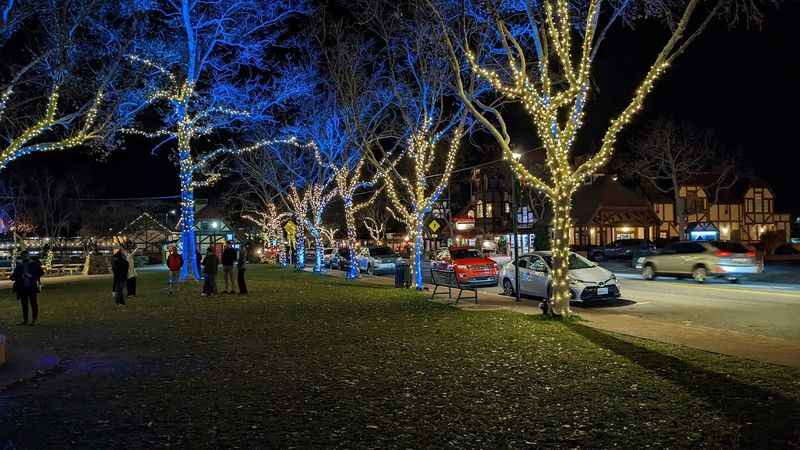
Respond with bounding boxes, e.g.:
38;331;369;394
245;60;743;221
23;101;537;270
0;0;138;172
116;0;311;279
430;0;772;316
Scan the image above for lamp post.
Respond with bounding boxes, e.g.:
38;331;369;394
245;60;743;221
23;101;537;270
166;209;177;229
510;151;522;303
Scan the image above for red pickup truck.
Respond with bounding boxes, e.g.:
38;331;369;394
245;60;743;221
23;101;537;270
432;247;499;287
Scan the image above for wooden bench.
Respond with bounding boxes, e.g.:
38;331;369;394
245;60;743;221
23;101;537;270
430;269;478;304
48;263;84;276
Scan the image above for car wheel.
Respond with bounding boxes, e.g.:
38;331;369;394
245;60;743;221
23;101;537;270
642;264;656;280
502;278;515;296
692;266;708;283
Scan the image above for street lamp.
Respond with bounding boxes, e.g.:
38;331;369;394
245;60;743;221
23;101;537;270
510;151;522;303
166;209;177;228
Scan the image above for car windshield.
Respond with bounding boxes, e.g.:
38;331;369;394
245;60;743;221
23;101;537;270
369;247;394;256
711;241;749;254
541;253;595;270
450;249;482;259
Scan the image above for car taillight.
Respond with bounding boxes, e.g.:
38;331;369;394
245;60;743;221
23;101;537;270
746;250;756;257
715;251;731;257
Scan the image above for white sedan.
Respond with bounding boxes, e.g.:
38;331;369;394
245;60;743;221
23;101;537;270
499;251;622;302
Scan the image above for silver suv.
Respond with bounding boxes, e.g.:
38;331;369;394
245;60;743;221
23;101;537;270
636;241;760;283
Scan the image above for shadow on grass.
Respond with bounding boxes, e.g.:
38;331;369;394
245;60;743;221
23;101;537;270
568;323;800;449
325;281;395;290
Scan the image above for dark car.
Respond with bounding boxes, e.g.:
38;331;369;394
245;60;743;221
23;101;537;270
330;247;353;271
589;239;655;262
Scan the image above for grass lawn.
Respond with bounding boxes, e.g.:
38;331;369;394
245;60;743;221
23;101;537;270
1;265;799;449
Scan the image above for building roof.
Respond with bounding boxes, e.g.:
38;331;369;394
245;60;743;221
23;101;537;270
117;212;172;235
571;176;660;226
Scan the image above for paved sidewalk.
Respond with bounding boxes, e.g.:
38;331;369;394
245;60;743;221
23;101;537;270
309;267;800;368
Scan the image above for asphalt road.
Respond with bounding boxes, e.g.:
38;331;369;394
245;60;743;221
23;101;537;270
359;261;800;342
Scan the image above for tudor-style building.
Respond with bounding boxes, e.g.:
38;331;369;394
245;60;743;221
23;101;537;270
569;175;661;246
115;212;179;264
642;176;791;243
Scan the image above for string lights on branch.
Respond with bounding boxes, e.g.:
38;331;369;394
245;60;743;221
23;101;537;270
441;0;707;317
379;114;465;290
0;86;105;172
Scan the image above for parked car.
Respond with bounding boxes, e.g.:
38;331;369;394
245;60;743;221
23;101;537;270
500;251;621;302
357;246;403;275
432;247;499;287
329;247;353;271
589;239;655;261
636;240;759;283
322;248;335;267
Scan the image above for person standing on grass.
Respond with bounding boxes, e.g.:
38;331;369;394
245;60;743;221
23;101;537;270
11;250;44;326
237;244;248;295
126;246;138;297
221;241;237;294
166;246;183;294
111;247;129;307
201;246;219;296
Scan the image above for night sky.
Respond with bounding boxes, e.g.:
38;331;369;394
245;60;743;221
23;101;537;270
15;2;800;214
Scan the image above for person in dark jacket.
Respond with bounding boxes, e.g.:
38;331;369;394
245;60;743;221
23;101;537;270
237;245;248;295
111;247;129;306
221;242;237;294
201;246;219;296
11;251;44;325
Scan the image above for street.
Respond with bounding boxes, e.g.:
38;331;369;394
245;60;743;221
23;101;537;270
357;261;800;342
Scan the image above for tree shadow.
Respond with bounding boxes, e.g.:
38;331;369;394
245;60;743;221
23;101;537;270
567;323;800;448
325;281;393;290
572;298;637;309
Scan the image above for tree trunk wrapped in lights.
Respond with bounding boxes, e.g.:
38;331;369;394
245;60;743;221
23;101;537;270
287;186;310;270
379;118;465;290
118;0;310;280
316;150;380;279
242;202;290;266
432;0;747;316
304;184;338;273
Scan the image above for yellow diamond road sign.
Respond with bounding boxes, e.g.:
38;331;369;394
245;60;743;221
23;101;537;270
428;220;441;233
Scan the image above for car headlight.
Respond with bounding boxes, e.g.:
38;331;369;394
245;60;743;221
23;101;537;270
636;257;646;263
568;277;582;286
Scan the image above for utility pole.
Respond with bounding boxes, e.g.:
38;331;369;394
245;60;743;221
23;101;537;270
510;152;521;302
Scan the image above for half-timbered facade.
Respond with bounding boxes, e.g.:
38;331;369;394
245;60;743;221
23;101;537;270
643;177;791;243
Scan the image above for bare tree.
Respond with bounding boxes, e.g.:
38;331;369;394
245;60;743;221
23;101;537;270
628;118;740;238
14;168;83;269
